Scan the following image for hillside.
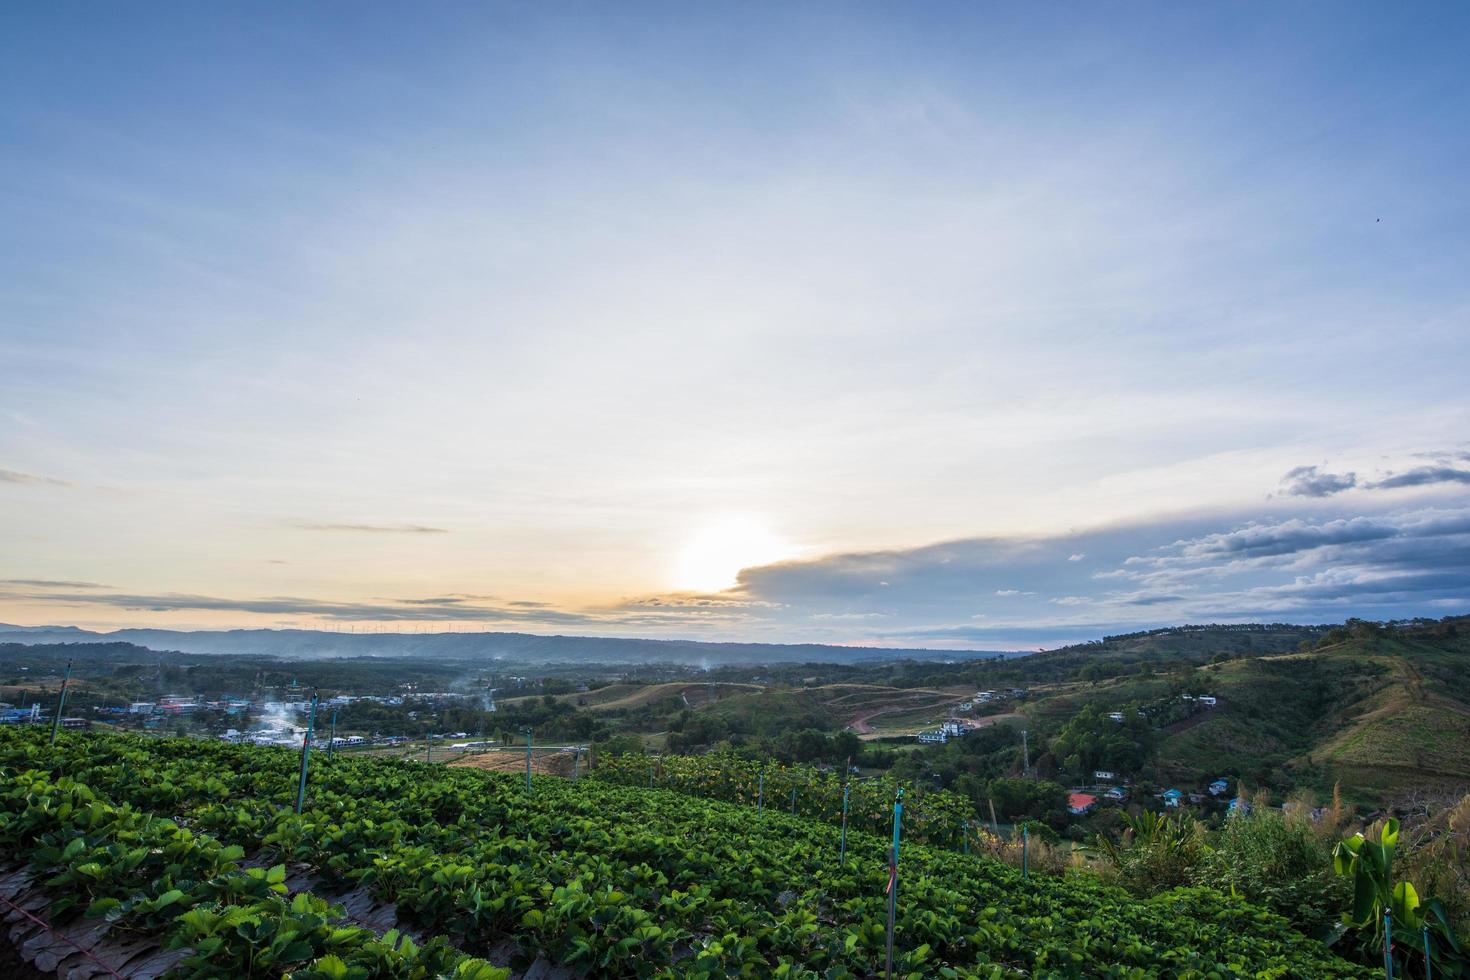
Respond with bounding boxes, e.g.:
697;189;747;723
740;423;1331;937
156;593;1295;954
0;727;1366;978
1157;624;1470;800
0;624;1010;666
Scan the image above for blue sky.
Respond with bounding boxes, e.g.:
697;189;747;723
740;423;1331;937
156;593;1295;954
2;3;1468;647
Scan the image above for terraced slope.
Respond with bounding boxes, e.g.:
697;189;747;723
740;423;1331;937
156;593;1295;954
0;728;1367;978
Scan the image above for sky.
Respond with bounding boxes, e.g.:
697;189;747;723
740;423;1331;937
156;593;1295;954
2;3;1469;648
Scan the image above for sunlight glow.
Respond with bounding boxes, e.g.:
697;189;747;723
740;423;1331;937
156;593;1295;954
673;515;791;593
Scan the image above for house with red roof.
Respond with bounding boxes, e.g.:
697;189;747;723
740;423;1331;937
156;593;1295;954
1068;792;1097;815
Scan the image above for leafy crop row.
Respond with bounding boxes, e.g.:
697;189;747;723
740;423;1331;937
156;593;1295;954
0;728;1370;978
0;770;504;979
594;751;979;848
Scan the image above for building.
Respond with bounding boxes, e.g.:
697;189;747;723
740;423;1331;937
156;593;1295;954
1198;695;1217;706
1068;793;1098;815
1228;797;1252;815
1093;770;1117;782
1162;789;1184;808
1208;778;1229;796
1105;786;1128;802
1107;712;1124;722
940;719;967;738
916;730;948;745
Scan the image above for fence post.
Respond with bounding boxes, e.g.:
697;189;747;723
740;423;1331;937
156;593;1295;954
1022;825;1029;880
426;732;432;764
48;660;73;746
885;787;903;980
328;709;337;758
294;693;318;814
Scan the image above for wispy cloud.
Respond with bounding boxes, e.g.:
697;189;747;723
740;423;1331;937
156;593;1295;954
0;579;107;589
1369;466;1470;490
294;522;449;534
0;468;70;487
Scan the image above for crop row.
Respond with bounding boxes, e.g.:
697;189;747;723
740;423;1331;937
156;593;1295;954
0;769;505;979
0;728;1370;978
593;751;979;849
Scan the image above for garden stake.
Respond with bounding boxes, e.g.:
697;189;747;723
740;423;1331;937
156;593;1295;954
294;693;318;814
840;782;850;865
48;660;73;746
885;787;903;980
1384;909;1392;980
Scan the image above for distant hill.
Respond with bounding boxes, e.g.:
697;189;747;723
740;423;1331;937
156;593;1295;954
0;624;1012;666
1155;618;1470;802
975;617;1470;804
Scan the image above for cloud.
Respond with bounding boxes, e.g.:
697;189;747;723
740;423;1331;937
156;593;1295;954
1067;553;1086;561
0;468;70;487
1368;466;1470;490
0;579;107;589
0;587;597;625
294;522;449;534
1280;465;1357;497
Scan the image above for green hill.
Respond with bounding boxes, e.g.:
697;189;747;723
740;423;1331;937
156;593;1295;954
1155;624;1470;800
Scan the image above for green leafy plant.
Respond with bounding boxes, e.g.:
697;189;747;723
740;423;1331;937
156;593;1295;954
1333;818;1467;976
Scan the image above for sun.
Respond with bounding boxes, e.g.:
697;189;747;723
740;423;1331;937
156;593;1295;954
673;515;790;593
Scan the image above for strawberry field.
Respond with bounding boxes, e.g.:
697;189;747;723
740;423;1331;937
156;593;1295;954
0;728;1368;978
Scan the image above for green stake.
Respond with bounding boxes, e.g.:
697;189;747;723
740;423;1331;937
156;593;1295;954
758;771;764;816
426;732;432;764
48;659;73;746
1424;924;1432;980
524;729;533;793
1022;825;1029;880
328;709;337;758
294;693;318;814
1384;909;1392;980
839;782;850;865
962;818;969;856
885;787;903;980
790;786;797;814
